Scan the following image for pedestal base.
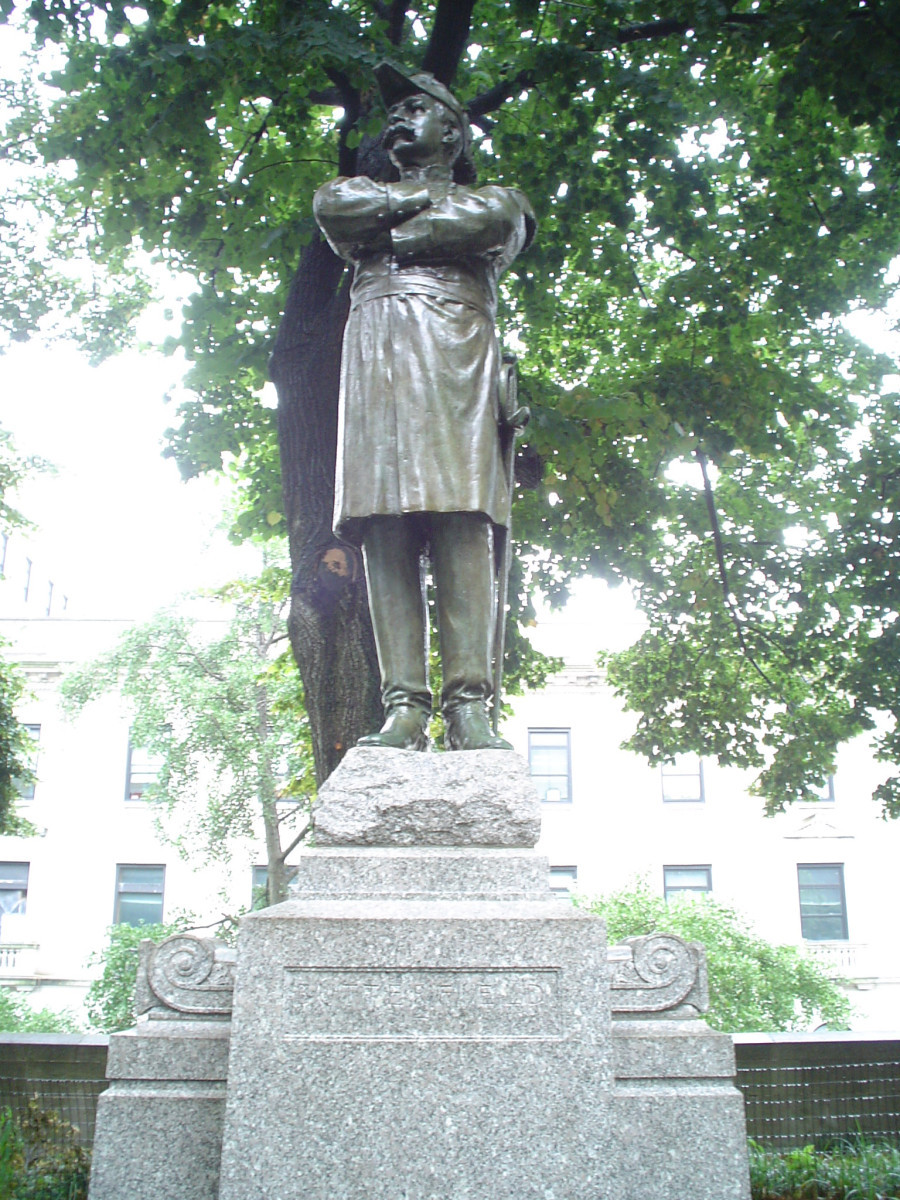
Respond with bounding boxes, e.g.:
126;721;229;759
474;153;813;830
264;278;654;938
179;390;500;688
89;850;750;1200
218;850;610;1200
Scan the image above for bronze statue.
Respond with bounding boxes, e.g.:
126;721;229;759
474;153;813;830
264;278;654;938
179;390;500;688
313;63;535;752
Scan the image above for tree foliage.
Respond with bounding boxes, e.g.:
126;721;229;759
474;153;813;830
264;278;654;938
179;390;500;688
585;880;852;1033
61;572;315;902
0;1100;91;1200
4;1;900;806
0;427;47;834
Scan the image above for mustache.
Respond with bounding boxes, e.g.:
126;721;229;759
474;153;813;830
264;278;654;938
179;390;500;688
384;122;414;146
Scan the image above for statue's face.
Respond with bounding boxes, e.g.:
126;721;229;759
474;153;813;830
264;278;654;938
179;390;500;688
385;93;450;169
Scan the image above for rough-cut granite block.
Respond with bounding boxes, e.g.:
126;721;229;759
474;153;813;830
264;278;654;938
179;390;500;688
312;745;541;846
612;1018;737;1080
609;1087;750;1200
88;1020;229;1200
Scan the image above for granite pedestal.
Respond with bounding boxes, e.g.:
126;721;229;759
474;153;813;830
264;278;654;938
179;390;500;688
88;750;750;1200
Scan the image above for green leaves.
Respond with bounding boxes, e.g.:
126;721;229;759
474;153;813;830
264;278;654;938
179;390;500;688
7;1;900;810
585;880;852;1032
60;568;315;869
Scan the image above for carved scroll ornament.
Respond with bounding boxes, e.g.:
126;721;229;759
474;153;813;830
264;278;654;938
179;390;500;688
608;933;709;1016
135;934;236;1018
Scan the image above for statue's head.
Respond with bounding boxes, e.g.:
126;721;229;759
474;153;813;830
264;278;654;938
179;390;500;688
375;63;476;183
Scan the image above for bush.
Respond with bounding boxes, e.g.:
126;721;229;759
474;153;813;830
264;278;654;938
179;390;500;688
749;1138;900;1199
582;879;852;1032
0;990;81;1034
0;1102;90;1200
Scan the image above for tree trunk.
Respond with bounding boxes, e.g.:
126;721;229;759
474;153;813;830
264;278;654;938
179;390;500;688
271;236;382;785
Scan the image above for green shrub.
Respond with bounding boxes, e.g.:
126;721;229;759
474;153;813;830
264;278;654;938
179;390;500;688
582;879;852;1032
749;1138;900;1199
0;990;81;1034
0;1101;90;1200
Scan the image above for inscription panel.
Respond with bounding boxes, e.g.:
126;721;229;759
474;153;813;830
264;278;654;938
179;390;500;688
282;966;562;1040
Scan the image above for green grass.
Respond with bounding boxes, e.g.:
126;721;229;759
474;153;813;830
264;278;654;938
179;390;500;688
749;1138;900;1199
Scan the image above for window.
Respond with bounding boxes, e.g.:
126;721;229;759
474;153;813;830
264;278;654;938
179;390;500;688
114;865;165;926
661;755;704;803
809;776;836;803
528;729;571;803
798;863;848;940
125;741;164;801
0;863;29;919
14;724;40;801
549;865;578;895
664;865;712;902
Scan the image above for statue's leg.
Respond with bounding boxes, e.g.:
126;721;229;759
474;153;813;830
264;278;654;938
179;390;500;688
358;516;431;750
430;512;512;752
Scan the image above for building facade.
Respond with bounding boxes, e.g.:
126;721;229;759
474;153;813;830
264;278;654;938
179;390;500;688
2;613;898;1030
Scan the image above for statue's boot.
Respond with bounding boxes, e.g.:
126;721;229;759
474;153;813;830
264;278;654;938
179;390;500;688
444;699;512;752
359;516;432;751
431;512;513;752
358;704;429;751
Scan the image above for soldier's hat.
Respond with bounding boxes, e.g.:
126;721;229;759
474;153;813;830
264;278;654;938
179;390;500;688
374;61;476;183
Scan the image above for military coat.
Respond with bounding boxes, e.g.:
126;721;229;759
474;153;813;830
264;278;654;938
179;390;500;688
313;176;534;542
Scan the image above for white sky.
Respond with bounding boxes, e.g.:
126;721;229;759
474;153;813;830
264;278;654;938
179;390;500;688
2;340;258;619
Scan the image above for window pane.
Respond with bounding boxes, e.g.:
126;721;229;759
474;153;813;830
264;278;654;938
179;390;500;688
0;861;29;916
530;730;569;748
798;865;842;887
664;865;712;901
661;755;703;803
125;741;164;801
810;776;835;802
115;865;165;926
798;863;848;940
118;865;164;891
117;893;164;925
13;724;40;801
549;866;577;895
528;730;571;803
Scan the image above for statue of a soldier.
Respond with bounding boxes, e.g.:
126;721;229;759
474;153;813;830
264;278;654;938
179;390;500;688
313;63;535;753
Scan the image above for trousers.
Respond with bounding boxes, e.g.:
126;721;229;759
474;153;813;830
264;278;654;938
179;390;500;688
361;512;496;716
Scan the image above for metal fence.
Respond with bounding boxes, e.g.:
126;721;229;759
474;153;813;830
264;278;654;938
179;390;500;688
3;1031;900;1151
0;1033;109;1148
734;1033;900;1147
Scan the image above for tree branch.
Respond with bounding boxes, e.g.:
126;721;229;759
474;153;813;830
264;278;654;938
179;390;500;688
468;10;769;119
279;818;312;860
420;0;477;84
468;69;537;120
696;447;778;693
326;67;362;177
614;12;767;46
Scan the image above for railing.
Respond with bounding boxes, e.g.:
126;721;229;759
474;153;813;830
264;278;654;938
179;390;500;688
803;941;866;973
735;1033;900;1147
0;943;40;974
3;1031;900;1151
0;1034;109;1148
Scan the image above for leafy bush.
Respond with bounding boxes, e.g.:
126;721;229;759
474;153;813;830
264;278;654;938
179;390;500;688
0;1102;90;1200
582;879;852;1032
0;990;81;1034
749;1138;900;1199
